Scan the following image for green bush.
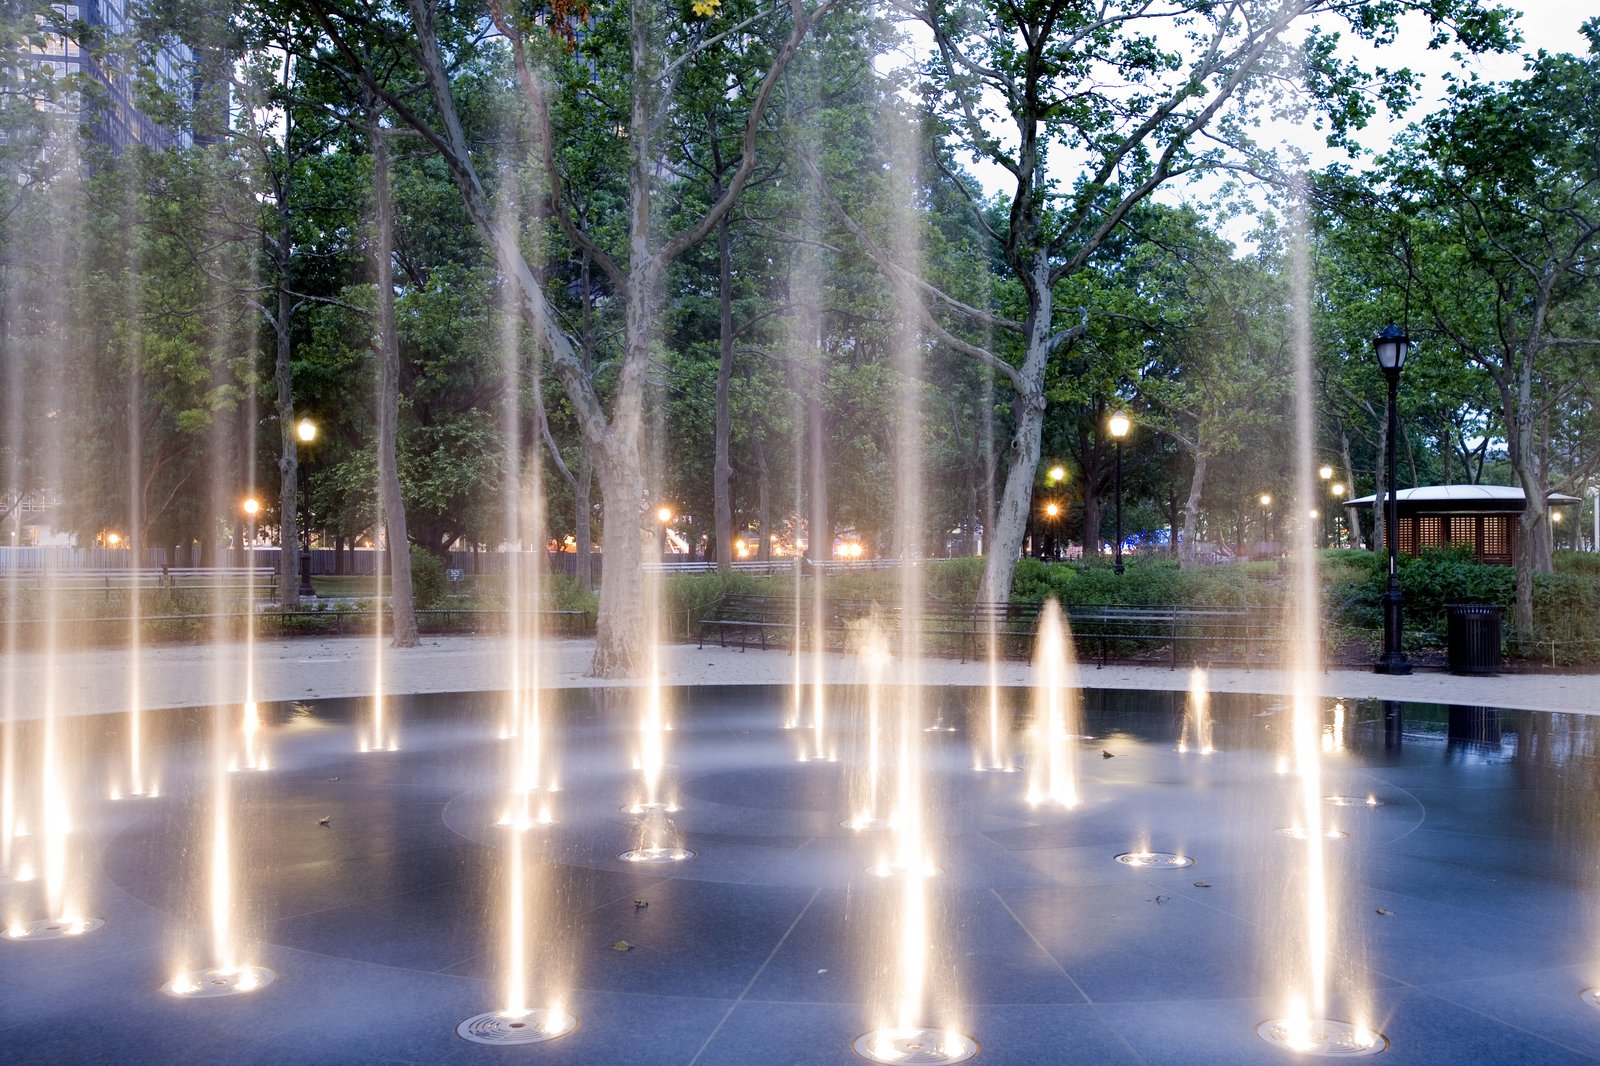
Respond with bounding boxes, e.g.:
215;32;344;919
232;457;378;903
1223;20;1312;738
409;547;448;609
1007;557;1276;609
1555;550;1600;578
1526;571;1600;664
924;557;987;605
1331;544;1513;643
543;572;598;615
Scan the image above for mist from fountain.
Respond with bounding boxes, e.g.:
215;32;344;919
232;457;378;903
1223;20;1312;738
845;623;892;831
852;103;971;1066
1257;189;1379;1055
3;131;96;942
1025;599;1082;809
361;531;391;753
1;216;22;881
164;207;272;994
457;241;575;1042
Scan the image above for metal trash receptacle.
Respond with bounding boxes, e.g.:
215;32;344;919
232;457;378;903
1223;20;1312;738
1446;604;1502;676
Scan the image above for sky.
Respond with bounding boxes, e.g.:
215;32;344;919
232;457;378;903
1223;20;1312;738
931;1;1591;228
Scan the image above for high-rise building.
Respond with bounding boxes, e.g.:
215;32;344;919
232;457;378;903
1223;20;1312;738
24;0;195;152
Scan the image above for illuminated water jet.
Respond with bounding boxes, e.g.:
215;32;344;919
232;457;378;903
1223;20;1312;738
1178;666;1215;754
1025;599;1081;809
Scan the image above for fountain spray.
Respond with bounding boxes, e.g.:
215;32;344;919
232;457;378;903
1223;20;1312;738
459;214;574;1041
1025;600;1082;809
1256;187;1381;1056
1178;666;1215;755
853;103;973;1066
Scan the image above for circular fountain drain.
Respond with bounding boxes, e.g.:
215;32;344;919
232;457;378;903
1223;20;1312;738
618;847;695;864
1277;827;1350;840
1581;989;1600;1011
457;1008;577;1045
163;965;276;997
853;1028;978;1064
1326;796;1383;808
3;916;105;940
1114;851;1195;869
1256;1018;1387;1056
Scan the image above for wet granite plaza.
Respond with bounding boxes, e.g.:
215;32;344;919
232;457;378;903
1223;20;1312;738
1;686;1598;1065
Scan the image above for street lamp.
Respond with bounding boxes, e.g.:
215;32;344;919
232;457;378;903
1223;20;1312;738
1257;492;1272;555
1319;465;1334;548
242;496;260;571
1331;481;1347;546
1043;500;1062;560
296;418;318;598
1046;464;1067;485
1108;411;1131;574
1373;324;1411;675
656;505;672;562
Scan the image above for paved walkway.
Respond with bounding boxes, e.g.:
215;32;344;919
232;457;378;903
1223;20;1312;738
4;633;1596;720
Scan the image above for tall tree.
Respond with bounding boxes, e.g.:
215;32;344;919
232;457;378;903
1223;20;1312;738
833;0;1512;603
304;0;838;675
1383;40;1600;632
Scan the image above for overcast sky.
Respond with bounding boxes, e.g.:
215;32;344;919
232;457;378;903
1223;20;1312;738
936;2;1592;232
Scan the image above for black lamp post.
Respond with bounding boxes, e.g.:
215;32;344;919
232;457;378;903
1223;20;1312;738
297;417;318;599
1108;411;1130;574
1373;325;1411;675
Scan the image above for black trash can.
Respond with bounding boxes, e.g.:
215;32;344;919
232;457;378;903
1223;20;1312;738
1446;604;1503;676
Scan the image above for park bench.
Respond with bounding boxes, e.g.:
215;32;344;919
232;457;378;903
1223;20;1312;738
921;601;1044;662
696;595;798;650
695;594;898;650
1065;605;1280;668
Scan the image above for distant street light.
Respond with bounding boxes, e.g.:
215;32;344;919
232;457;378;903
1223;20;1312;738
1319;465;1335;547
297;419;319;598
656;506;672;561
1373;324;1411;676
1108;411;1131;574
1043;500;1062;560
242;497;260;576
1046;464;1067;484
1258;493;1273;554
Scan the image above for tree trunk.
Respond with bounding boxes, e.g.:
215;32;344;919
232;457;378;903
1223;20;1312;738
574;449;594;592
978;257;1061;603
590;441;646;676
805;359;828;560
374;123;419;647
712;180;735;575
1509;348;1552;635
753;425;771;562
980;385;1045;601
1180;448;1208;570
1340;429;1360;548
274;222;300;608
1371;406;1388;558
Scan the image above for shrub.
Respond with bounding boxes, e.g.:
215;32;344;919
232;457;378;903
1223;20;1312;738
409;547;448;609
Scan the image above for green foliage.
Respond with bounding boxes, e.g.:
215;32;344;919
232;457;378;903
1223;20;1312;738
1527;573;1600;665
1008;558;1276;609
543;573;598;615
408;546;448;609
